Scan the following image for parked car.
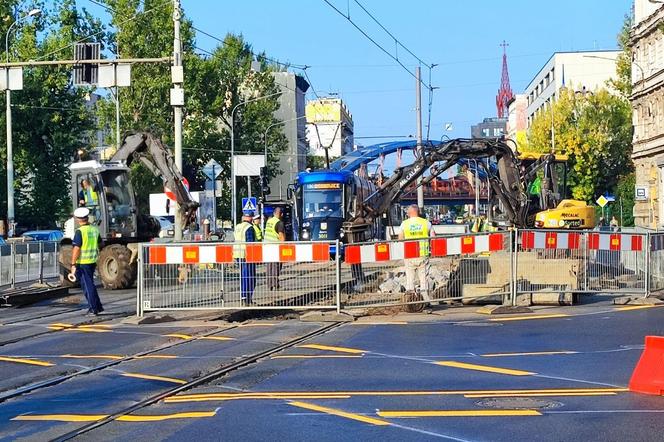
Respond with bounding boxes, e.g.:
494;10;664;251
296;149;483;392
21;230;64;242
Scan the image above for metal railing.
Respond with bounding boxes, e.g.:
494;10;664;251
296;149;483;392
136;230;664;316
0;241;60;288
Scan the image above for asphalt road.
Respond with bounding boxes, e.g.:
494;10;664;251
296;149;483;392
0;288;663;441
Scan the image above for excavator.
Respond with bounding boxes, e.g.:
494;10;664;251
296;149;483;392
342;138;595;242
59;132;199;289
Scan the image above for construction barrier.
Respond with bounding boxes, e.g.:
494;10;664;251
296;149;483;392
0;241;60;288
137;229;663;315
629;335;664;396
138;241;340;316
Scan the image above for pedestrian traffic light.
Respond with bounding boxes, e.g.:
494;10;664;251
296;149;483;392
260;166;270;196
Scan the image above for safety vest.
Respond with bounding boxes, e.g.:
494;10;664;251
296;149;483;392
233;222;253;259
400;216;430;257
84;188;98;206
253;224;263;241
264;216;281;242
77;224;99;264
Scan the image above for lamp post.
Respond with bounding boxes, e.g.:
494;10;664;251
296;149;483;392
230;91;281;226
5;8;40;237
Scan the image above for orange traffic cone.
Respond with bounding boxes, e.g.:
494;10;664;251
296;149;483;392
629;336;664;395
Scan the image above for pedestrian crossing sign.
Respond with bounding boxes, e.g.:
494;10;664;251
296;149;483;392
242;197;257;212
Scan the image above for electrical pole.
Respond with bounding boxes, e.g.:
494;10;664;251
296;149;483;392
415;66;424;213
172;0;183;240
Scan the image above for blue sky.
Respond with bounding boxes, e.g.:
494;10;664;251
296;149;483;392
81;0;631;145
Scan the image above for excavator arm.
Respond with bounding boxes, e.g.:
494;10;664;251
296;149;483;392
349;138;544;232
112;132;200;229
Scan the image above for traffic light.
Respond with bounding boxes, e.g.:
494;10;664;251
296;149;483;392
260;166;270;197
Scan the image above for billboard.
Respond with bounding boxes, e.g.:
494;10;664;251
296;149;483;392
306;99;342;123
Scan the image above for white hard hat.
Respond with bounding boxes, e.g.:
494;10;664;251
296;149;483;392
74;207;90;219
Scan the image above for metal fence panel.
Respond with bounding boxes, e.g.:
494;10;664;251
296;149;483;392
650;233;664;294
139;241;339;314
0;241;59;288
341;232;512;309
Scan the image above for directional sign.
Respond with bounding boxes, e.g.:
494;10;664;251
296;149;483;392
604;193;616;202
202;159;222;180
596;195;608;208
242;197;257;213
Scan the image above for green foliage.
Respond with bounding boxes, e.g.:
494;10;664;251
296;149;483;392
611;172;635;227
527;88;633;203
610;14;633;98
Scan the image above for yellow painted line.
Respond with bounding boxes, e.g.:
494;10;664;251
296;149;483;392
200;336;235;341
488;314;570;322
482;351;578;357
116;411;216;422
12;411;216;422
164;333;193;340
78;324;112;328
48;326;65;330
64;327;110;333
168;388;626;401
464;392;617;398
63;354;123;360
435;361;535;376
614;305;661;311
289;401;390;426
135;355;178;360
49;323;73;328
377;409;542;418
166;395;351;403
0;356;54;367
121;373;187;385
297;344;366;354
271;355;363;359
13;414;107;422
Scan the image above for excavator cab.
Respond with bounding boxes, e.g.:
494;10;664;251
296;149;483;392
70;160;139;241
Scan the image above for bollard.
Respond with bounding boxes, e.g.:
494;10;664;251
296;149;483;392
10;243;15;289
38;242;44;284
335;240;341;313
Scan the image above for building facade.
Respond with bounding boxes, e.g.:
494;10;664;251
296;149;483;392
305;98;354;158
631;1;664;227
506;94;528;149
271;72;309;199
471;117;506;139
524;50;619;127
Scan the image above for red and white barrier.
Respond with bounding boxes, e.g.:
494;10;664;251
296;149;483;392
148;243;331;265
521;231;644;252
587;233;643;252
344;234;505;265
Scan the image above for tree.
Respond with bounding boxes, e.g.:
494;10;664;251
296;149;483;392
0;1;103;228
610;14;633;98
528;88;633;203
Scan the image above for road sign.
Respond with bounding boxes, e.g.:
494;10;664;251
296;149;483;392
202;159;222;180
242;197;257;213
596;195;608;208
604;193;616;202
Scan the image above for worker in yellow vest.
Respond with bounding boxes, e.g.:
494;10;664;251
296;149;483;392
264;207;286;290
252;214;264;241
398;204;435;303
70;207;104;316
233;211;257;305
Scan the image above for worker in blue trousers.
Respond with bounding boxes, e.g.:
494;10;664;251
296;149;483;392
70;207;104;316
233;210;257;305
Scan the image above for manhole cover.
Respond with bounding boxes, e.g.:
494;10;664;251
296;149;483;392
455;322;501;327
476;397;563;410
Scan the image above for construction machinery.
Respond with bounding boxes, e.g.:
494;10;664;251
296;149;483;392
59;132;199;289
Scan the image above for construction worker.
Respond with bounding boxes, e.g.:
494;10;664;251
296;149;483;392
264;207;286;290
233;211;257;305
398;204;435;302
252;214;264;241
70;207;104;316
78;179;98;207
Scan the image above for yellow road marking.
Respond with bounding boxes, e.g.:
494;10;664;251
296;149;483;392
488;314;570;322
78;324;112;328
297;344;366;354
614;305;660;311
121;373;187;385
289;401;390;426
434;361;535;376
166;388;626;402
200;336;235;341
164;333;193;339
50;323;73;328
271;355;363;359
377;409;541;418
63;354;123;360
12;411;216;422
48;326;65;330
482;351;578;357
0;356;54;367
166;395;351;403
464;392;617;398
64;327;110;333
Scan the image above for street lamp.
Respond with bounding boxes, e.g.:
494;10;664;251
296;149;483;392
230;91;281;226
5;8;41;237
